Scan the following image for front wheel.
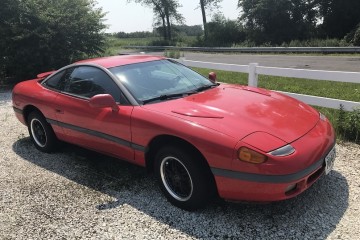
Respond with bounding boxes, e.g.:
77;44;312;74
154;145;215;211
27;111;58;153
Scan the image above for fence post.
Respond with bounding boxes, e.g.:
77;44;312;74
248;63;258;87
178;57;186;65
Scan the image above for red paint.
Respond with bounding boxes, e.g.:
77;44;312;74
12;55;336;203
89;94;119;111
36;71;56;79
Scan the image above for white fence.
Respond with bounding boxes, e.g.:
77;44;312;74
177;58;360;111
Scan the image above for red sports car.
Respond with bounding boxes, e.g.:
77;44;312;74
12;55;336;210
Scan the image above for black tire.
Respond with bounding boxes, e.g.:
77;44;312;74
154;145;215;211
27;111;58;153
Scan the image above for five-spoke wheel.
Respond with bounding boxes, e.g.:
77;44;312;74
160;156;193;202
155;145;215;210
27;111;57;152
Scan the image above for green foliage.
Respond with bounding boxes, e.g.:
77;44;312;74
239;0;317;45
345;24;360;46
110;31;156;39
354;28;360;47
238;0;360;46
283;38;350;47
337;105;346;135
337;106;360;143
198;13;246;47
0;0;106;81
317;0;360;39
231;38;352;48
163;50;183;59
108;26;202;41
199;0;223;40
103;35;197;56
201;0;223;11
129;0;183;41
103;36;161;55
172;25;203;37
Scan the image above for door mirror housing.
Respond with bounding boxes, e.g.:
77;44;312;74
209;72;217;83
89;94;119;111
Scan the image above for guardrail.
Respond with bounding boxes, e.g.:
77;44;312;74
124;46;360;54
175;58;360;111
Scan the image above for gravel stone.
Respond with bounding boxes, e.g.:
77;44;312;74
1;90;360;239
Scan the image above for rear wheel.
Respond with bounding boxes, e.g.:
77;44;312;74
154;145;215;210
27;111;57;152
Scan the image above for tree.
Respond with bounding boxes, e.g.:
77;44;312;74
316;0;360;39
206;13;246;47
199;0;222;40
345;24;360;46
128;0;183;41
238;0;317;44
0;0;106;81
172;25;203;36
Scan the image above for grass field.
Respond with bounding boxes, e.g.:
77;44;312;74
103;36;198;56
192;67;360;143
103;37;162;56
193;68;360;102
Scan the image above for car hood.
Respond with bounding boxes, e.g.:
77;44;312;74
142;84;319;144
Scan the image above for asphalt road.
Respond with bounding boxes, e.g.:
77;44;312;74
124;50;360;72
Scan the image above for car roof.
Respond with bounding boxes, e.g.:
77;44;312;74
75;55;166;68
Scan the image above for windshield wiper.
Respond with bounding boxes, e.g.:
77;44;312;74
142;93;187;104
195;83;219;92
142;84;219;104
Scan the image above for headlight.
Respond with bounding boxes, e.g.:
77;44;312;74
238;147;267;164
269;144;295;157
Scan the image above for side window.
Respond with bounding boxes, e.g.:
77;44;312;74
43;70;65;90
63;66;124;103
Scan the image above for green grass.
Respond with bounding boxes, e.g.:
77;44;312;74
103;36;163;56
103;36;199;56
194;68;249;85
258;75;360;102
193;67;360;102
193;67;360;143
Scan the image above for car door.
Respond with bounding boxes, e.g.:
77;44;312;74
53;66;135;162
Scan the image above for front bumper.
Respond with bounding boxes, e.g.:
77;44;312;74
212;149;331;202
212;117;336;202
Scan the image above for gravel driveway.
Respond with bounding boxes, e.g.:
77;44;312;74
1;90;359;239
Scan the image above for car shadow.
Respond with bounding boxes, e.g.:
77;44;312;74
13;137;349;239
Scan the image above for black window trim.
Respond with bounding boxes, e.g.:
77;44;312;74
41;63;138;106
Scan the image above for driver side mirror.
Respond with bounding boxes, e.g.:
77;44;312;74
209;72;217;83
89;94;119;112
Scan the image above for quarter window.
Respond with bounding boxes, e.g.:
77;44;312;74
43;71;65;90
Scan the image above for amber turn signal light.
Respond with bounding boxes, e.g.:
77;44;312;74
238;147;267;164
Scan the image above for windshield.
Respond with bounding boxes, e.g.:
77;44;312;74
109;59;215;103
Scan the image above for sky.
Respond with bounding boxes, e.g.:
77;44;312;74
96;0;240;33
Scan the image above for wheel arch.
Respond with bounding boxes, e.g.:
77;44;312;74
145;135;217;192
146;135;202;170
23;105;43;124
